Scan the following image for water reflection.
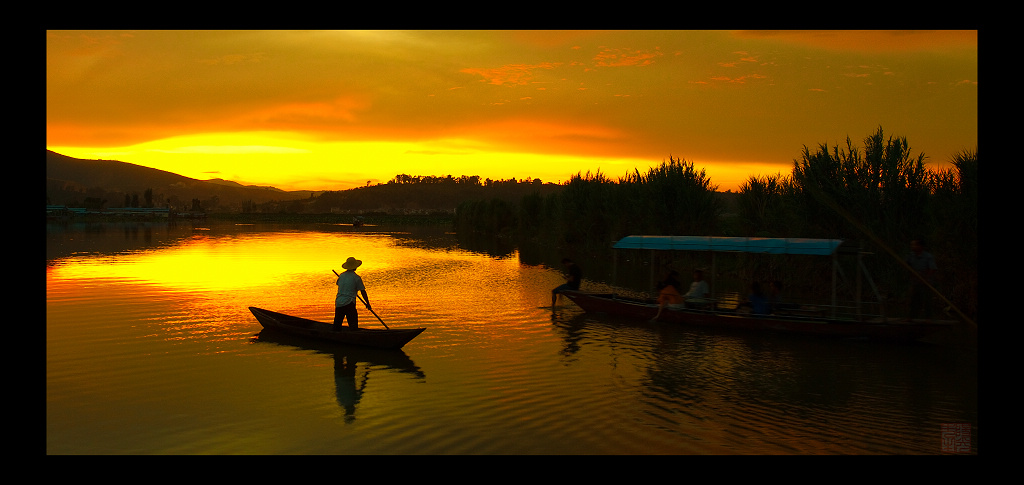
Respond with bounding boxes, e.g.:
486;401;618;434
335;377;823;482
548;307;977;454
251;329;425;423
47;222;977;454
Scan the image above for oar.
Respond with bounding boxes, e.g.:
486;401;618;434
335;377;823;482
357;293;389;329
333;270;390;329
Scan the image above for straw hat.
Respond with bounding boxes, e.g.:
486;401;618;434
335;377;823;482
341;257;362;270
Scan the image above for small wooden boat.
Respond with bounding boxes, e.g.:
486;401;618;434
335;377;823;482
249;307;425;349
562;291;953;342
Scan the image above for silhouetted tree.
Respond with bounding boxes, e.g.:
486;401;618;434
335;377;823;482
737;172;797;237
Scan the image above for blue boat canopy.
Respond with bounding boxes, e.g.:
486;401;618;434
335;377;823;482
613;236;844;255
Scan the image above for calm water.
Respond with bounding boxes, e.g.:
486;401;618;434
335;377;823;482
46;221;977;454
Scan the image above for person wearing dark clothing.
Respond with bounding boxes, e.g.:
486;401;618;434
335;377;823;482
748;282;769;315
552;258;583;307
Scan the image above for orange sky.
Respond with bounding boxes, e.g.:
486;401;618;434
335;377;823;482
46;30;977;192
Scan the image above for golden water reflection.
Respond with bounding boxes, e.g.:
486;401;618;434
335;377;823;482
47;227;542;340
50;232;395;291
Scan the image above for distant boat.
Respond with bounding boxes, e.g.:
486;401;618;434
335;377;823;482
249;307;425;349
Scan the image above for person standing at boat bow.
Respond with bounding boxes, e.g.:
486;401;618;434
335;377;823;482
552;258;583;307
335;257;369;330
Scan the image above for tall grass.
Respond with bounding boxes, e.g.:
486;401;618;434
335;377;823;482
541;158;721;250
454;157;721;252
618;156;721;236
926;148;978;317
735;172;797;237
790;126;931;242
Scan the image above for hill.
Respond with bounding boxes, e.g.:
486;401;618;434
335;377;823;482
46;150;313;212
309;179;564;214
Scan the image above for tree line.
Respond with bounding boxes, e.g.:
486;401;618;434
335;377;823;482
387;173;548;187
310;175;560;213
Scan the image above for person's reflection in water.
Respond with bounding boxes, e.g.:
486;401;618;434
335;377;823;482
334;356;368;423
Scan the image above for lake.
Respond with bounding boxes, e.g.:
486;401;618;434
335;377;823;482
46;221;977;454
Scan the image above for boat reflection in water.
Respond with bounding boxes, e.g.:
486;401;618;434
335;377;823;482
251;326;426;423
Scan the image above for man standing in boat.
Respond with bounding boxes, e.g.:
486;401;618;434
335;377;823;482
335;257;370;330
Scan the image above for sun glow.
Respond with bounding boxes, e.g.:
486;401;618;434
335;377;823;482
49;131;680;191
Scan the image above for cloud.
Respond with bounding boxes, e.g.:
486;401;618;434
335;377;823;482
709;74;768;84
592;47;663;67
246;96;372;126
460;63;562;86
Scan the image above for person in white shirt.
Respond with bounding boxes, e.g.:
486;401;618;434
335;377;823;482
335;257;370;330
683;269;710;308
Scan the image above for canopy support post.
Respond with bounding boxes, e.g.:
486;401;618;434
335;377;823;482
831;251;837;319
856;244;863;321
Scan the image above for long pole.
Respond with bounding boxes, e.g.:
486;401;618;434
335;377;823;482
357;293;389;329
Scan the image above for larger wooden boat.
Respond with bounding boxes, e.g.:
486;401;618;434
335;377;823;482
561;291;953;342
249;307;425;349
563;235;958;342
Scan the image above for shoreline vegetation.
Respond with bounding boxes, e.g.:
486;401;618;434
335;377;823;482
47;127;977;325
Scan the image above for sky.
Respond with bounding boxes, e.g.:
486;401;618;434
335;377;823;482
46;30;977;192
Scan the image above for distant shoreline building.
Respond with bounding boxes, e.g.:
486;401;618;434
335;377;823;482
46;205;205;220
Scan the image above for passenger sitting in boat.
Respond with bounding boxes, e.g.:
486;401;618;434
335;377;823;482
682;269;711;309
747;282;769;315
767;280;798;314
651;270;684;321
657;270;684;306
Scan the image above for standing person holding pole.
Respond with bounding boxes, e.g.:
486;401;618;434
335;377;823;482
334;257;369;330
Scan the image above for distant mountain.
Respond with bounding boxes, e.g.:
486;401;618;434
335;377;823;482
45;150;312;211
202;178;286;192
